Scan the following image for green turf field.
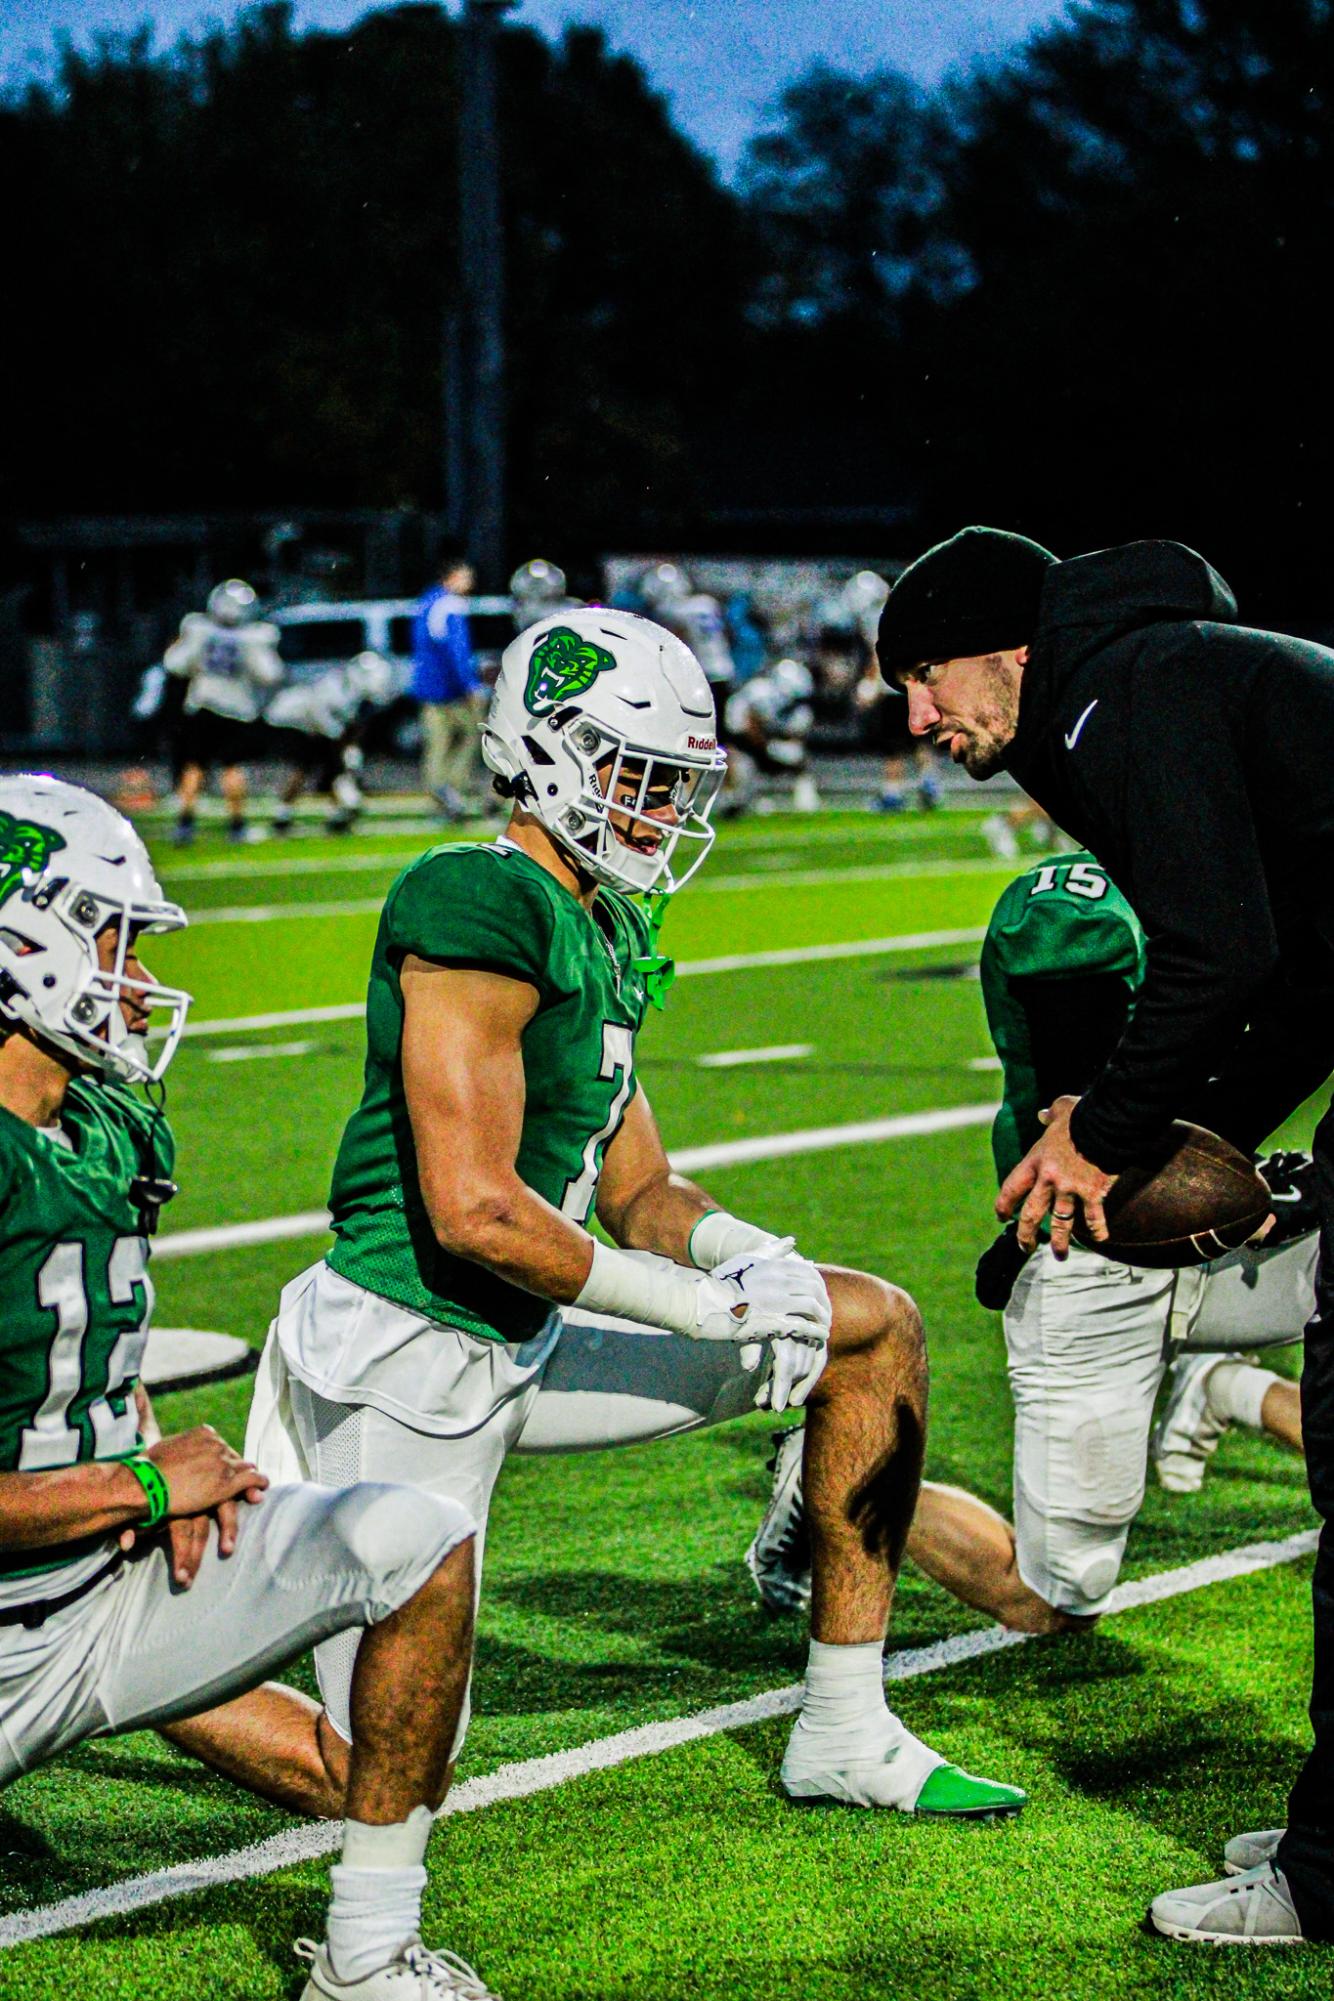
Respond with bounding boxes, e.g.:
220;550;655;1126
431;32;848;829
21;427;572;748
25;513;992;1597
0;804;1326;1998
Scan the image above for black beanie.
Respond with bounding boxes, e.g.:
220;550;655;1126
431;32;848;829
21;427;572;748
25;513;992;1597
877;526;1058;682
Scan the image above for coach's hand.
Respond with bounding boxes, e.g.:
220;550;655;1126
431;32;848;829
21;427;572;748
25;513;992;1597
996;1095;1116;1260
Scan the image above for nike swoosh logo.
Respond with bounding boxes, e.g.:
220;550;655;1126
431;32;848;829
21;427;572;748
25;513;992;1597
615;695;652;710
1064;699;1099;749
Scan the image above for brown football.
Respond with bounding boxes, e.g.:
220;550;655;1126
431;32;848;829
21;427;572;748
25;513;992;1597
1072;1122;1271;1268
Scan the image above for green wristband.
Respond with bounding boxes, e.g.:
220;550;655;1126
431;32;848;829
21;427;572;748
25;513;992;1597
123;1454;170;1528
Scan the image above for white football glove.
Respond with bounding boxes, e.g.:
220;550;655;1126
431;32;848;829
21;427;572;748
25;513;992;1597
753;1332;829;1414
699;1247;831;1347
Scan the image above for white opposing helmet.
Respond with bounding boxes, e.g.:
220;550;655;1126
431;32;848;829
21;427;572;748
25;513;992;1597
345;650;395;708
0;776;191;1084
637;561;691;612
482;609;726;896
207;578;258;627
770;657;815;704
510;557;568;603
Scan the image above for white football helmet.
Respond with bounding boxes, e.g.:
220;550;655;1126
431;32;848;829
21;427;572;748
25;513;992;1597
207;578;258;627
0;776;190;1084
510;557;568;604
482;609;726;895
345;650;395;708
637;561;691;613
770;658;815;704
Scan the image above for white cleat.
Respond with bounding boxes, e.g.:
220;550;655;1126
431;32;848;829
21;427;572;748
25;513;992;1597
744;1427;810;1616
1151;1353;1236;1493
1149;1864;1304;1943
296;1937;502;1999
781;1716;1026;1818
1224;1829;1285;1875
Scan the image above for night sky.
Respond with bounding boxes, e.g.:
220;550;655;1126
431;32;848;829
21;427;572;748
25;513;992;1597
2;0;1069;172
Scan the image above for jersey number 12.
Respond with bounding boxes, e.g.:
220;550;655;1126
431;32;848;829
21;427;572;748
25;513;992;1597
19;1238;153;1471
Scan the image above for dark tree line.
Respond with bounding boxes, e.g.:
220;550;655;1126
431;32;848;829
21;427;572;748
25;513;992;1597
4;0;1332;612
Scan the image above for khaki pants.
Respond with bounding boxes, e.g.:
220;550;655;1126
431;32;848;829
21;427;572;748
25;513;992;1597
420;694;486;803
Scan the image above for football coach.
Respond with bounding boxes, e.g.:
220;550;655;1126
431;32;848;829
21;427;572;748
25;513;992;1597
877;526;1334;1946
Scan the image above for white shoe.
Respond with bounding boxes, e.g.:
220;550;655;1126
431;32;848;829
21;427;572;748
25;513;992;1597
1149;1864;1304;1943
1152;1353;1236;1493
1224;1828;1285;1874
744;1427;810;1616
780;1716;1026;1817
296;1937;502;1998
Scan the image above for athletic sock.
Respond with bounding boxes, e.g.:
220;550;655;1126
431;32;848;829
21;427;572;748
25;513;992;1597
1206;1360;1282;1433
325;1806;432;1984
786;1638;943;1807
794;1637;896;1754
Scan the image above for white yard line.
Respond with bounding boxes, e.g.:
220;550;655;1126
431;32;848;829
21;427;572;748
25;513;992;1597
149;1104;998;1261
181;1002;368;1039
177;926;986;1041
205;1041;319;1065
697;1044;813;1068
186;898;385;926
179;859;1008;925
0;1526;1315;1951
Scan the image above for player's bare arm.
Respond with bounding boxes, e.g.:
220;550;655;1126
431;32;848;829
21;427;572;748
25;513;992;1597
400;955;601;1301
593;1082;715;1261
0;1426;265;1558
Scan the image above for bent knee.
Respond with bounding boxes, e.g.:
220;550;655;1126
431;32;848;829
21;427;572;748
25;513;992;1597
826;1267;924;1368
998;1589;1100;1636
327;1481;475;1592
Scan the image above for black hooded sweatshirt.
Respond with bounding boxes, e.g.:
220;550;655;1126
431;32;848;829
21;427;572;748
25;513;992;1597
1004;539;1334;1173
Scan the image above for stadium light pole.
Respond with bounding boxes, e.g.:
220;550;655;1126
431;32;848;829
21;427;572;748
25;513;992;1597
452;0;516;591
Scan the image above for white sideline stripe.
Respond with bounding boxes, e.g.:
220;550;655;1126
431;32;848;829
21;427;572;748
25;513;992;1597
697;1044;812;1069
0;1527;1315;1951
148;1105;999;1261
176;929;986;1040
180;860;1009;925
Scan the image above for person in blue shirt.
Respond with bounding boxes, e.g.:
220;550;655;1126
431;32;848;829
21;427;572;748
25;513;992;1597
412;545;483;820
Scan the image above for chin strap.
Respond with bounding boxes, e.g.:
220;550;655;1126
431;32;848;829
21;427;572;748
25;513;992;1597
130;1075;178;1236
631;891;677;1011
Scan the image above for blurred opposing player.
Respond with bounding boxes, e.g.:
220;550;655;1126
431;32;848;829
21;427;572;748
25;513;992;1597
748;850;1308;1625
509;557;581;634
264;650;396;835
0;775;494;2001
638;560;736;694
164;579;283;845
246;609;1024;1820
724;657;820;814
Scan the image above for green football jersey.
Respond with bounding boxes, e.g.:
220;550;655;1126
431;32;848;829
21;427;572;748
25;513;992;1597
327;841;654;1342
0;1079;174;1585
981;853;1145;1183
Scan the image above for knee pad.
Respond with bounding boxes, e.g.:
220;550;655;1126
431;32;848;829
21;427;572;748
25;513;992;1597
1014;1499;1129;1616
328;1482;475;1598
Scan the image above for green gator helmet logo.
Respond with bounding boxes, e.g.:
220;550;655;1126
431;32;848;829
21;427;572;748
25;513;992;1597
0;810;66;911
524;626;616;717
